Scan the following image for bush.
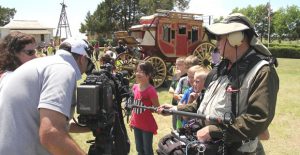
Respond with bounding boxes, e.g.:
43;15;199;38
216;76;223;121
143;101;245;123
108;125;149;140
266;43;300;48
89;40;98;46
269;46;300;58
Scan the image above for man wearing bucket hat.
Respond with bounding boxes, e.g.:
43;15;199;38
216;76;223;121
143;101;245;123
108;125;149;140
192;13;279;154
0;38;94;155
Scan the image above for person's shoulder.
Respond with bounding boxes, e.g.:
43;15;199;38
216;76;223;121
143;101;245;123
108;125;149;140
178;76;187;82
143;84;156;92
180;73;187;78
257;64;277;76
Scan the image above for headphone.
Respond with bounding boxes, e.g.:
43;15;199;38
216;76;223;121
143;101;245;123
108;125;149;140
82;39;93;58
81;39;96;74
227;31;244;47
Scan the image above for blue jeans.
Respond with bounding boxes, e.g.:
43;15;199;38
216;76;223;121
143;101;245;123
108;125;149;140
133;127;154;155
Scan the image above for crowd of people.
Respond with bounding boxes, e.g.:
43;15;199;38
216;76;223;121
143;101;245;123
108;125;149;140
0;13;279;155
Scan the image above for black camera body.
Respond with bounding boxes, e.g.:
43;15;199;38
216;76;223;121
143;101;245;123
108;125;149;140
76;64;131;155
77;71;115;129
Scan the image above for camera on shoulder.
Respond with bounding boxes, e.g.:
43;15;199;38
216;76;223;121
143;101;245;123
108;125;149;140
75;63;131;155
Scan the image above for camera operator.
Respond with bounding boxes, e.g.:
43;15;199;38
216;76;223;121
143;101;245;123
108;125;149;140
0;38;94;155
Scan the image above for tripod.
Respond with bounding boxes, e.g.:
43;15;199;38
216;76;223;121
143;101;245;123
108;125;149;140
87;126;113;155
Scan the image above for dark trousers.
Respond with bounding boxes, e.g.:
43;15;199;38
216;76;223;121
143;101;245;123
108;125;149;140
172;115;177;129
133;127;154;155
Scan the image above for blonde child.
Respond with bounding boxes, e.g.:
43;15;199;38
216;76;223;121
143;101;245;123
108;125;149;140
178;66;206;126
173;55;200;128
168;57;187;129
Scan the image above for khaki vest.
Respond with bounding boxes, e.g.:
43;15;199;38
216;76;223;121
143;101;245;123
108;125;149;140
197;59;269;152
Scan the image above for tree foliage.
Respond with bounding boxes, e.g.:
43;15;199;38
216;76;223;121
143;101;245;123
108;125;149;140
80;0;190;38
231;4;270;41
214;4;300;41
273;5;300;40
0;6;16;26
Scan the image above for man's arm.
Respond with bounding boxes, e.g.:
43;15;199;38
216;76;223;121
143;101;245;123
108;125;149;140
39;108;86;155
69;120;91;133
177;100;198;113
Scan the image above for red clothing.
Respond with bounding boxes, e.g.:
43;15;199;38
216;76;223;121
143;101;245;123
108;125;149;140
130;84;158;134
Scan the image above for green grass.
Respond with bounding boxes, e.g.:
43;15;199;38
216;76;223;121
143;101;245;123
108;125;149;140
262;58;300;155
72;58;300;155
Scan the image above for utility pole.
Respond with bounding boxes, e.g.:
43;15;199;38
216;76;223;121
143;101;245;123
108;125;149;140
55;0;72;45
267;1;271;48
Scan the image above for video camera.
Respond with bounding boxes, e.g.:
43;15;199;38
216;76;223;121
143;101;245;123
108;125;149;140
76;63;131;155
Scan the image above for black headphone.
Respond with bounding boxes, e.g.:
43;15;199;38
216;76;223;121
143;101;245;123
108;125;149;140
82;39;93;58
81;39;95;74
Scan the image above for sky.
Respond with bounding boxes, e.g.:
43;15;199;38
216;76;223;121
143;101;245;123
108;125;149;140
1;0;300;38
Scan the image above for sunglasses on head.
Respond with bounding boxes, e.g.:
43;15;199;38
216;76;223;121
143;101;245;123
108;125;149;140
23;49;36;56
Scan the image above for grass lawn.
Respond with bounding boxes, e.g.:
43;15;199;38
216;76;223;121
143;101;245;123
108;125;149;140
72;58;300;155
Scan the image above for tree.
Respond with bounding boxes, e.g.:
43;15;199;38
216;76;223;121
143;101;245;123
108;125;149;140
285;5;300;40
232;4;270;41
80;0;190;37
0;6;16;26
273;5;300;41
213;4;300;42
175;0;190;11
272;8;288;41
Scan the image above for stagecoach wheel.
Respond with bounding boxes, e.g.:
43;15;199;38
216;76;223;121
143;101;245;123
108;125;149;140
115;53;137;80
193;42;216;69
145;56;167;88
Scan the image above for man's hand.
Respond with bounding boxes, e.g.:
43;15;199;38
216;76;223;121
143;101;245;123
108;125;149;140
196;126;212;142
156;104;175;116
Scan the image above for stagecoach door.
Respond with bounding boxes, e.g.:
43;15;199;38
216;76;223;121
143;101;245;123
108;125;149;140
175;24;188;56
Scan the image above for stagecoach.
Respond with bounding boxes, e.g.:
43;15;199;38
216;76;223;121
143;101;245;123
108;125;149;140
114;10;215;88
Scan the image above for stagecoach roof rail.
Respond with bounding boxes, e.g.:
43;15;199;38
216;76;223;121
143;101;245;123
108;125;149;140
156;9;203;20
130;24;156;29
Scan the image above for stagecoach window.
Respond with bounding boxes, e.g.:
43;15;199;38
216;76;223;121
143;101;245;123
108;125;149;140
163;24;171;42
188;31;191;40
178;25;186;34
192;26;199;42
171;30;175;39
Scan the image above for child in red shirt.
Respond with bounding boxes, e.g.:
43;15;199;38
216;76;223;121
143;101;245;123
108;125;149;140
130;61;160;155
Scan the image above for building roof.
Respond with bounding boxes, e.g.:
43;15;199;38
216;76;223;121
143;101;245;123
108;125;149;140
14;29;51;34
1;20;53;29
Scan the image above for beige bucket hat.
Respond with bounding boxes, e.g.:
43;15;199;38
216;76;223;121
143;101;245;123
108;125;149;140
206;13;271;56
206;13;257;36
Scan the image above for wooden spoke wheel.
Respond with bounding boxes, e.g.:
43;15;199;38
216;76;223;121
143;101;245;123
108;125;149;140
193;42;216;69
145;56;167;88
115;52;137;80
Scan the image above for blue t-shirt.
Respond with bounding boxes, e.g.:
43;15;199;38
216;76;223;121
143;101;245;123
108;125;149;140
180;87;194;104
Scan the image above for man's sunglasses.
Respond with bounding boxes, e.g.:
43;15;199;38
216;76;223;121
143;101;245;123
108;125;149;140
23;49;36;56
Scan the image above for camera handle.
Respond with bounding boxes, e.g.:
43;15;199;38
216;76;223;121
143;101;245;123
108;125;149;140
126;103;234;155
127;104;234;125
